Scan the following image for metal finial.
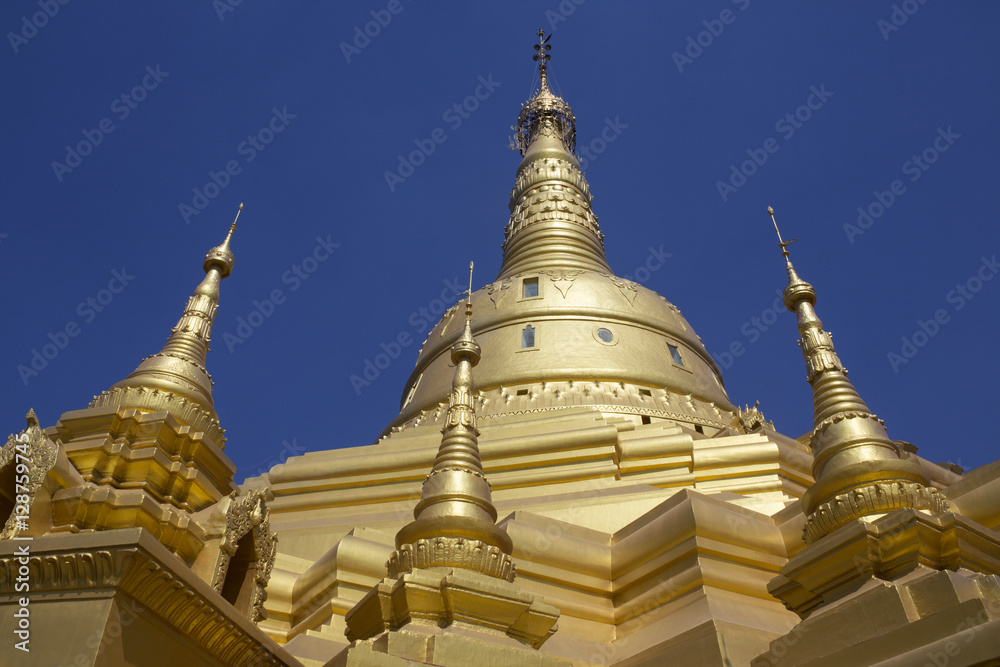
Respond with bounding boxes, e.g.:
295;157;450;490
466;261;475;320
533;29;551;86
467;262;474;301
228;203;243;239
768;206;797;260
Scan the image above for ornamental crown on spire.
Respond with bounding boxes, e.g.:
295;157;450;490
511;29;577;156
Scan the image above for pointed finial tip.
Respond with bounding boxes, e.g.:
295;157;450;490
768;206;797;261
238;202;244;211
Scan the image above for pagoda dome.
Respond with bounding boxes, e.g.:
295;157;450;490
386;36;734;436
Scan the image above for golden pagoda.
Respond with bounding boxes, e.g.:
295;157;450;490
2;31;1000;667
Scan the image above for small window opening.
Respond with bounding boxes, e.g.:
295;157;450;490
694;424;704;434
221;532;258;618
639;389;651;397
597;328;613;343
641;416;651;425
523;278;539;298
668;344;684;366
516;389;529;396
522;325;535;348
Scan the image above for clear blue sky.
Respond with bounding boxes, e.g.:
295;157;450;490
3;2;998;482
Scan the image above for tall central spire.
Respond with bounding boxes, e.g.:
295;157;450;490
498;30;609;279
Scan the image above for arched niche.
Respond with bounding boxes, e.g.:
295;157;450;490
210;488;277;622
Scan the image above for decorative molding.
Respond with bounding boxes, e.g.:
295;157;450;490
479;404;730;430
813;410;885;436
87;387;225;446
505;177;602;246
0;533;287;665
804;482;949;544
387;537;515;582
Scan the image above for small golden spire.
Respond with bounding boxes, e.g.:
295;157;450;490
769;207;944;543
105;209;243;414
392;261;513;579
204;203;242;279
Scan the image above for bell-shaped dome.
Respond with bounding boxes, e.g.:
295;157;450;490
383;37;734;437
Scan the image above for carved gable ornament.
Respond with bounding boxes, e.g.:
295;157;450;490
732;401;774;434
210;488;278;623
1;409;58;540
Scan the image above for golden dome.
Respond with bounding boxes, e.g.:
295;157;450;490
387;42;733;435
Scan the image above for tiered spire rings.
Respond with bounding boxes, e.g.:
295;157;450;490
768;207;946;543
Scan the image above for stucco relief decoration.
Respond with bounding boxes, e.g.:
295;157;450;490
601;273;639;306
487;277;513;308
438;304;460;337
660;296;688;331
211;488;278;623
732;401;774;434
1;409;58;540
541;270;583;298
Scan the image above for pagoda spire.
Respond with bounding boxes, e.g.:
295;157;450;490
768;207;945;543
498;30;610;279
390;261;514;580
107;204;242;415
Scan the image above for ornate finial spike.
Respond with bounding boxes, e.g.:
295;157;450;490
467;262;474;302
226;203;243;242
768;206;798;260
533;29;552;87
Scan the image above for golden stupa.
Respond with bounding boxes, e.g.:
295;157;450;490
2;31;999;667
